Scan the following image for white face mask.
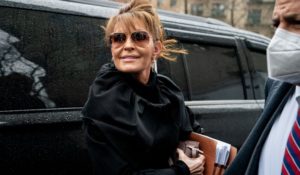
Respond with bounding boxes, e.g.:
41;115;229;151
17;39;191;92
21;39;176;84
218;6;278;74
267;28;300;84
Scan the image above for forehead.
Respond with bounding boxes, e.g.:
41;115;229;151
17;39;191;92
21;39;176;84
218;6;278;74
273;0;300;17
113;16;148;33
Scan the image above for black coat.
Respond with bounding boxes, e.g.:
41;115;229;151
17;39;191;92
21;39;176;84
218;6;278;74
82;63;197;175
224;79;295;175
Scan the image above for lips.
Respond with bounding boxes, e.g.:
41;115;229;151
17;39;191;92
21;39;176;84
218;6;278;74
120;55;139;60
120;55;138;59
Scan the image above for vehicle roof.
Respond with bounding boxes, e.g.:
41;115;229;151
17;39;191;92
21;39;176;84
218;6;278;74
63;0;232;26
1;0;270;46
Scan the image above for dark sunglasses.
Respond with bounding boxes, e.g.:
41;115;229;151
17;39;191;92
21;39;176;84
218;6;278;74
109;31;150;46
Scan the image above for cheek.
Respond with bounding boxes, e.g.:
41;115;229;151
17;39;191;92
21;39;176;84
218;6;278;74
111;47;115;57
111;47;121;58
141;44;155;57
142;49;154;64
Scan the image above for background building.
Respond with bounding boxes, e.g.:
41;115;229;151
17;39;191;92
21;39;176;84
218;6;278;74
111;0;275;38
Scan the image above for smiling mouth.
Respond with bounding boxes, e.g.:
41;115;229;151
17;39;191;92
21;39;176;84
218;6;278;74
120;56;139;60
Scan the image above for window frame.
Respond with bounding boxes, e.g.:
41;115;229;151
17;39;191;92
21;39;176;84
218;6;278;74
211;3;225;18
0;5;111;111
243;39;268;99
170;0;177;7
162;28;251;101
190;3;204;16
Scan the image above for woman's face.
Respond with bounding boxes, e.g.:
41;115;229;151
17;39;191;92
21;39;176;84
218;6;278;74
110;18;161;84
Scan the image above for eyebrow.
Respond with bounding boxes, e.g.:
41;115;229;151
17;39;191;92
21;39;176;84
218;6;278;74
272;13;300;27
284;13;300;22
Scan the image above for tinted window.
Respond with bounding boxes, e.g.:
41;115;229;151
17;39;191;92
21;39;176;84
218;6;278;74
0;7;110;111
182;42;244;100
249;50;267;99
157;55;189;100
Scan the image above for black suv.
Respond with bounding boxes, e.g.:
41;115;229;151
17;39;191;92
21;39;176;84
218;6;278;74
0;0;270;174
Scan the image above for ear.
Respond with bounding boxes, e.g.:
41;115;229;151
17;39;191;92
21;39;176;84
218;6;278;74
153;41;162;60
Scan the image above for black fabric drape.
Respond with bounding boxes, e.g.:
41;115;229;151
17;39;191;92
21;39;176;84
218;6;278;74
82;63;194;175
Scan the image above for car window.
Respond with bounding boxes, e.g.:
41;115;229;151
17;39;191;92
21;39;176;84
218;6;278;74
157;55;190;100
249;50;267;99
182;42;244;100
0;7;110;111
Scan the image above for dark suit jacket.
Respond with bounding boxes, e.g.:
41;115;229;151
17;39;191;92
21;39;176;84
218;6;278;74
224;79;295;175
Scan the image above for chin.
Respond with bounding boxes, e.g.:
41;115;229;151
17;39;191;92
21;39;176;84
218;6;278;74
116;65;140;73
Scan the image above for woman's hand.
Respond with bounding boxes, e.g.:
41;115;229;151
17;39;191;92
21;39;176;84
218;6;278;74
177;148;205;175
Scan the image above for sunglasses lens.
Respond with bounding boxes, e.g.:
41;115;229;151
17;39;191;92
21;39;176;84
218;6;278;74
132;32;149;42
109;31;149;47
110;33;126;44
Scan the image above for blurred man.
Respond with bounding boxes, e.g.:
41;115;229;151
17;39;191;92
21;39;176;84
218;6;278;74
225;0;300;174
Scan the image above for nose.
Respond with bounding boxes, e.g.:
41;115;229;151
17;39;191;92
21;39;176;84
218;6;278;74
123;36;134;51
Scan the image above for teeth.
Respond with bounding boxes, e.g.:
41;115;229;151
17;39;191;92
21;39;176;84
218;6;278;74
122;56;136;59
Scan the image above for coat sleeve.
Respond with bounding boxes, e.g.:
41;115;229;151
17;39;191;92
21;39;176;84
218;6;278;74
83;119;190;175
186;106;202;134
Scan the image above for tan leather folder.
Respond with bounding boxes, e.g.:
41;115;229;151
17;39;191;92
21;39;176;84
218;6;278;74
188;132;237;175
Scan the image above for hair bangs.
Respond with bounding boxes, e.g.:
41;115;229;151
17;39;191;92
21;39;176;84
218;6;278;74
116;14;140;33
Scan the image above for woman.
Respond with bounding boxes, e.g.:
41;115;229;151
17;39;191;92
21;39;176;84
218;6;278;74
82;0;205;174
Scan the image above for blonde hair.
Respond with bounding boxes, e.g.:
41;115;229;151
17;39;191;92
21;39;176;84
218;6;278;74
103;0;187;61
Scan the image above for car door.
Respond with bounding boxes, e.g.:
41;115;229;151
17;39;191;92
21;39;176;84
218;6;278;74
157;28;264;149
0;2;111;174
243;39;269;100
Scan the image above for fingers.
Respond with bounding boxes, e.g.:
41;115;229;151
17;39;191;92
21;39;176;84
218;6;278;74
177;148;206;175
177;148;189;160
190;164;204;175
191;154;205;165
176;148;184;155
190;162;204;172
189;154;205;174
197;154;205;166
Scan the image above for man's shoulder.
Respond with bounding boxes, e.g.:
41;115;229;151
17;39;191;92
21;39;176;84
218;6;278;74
265;78;292;94
264;78;294;107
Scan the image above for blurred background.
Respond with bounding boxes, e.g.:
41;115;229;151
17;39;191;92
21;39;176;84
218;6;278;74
111;0;275;38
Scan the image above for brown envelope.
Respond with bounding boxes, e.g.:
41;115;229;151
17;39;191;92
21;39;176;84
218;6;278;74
188;132;237;175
